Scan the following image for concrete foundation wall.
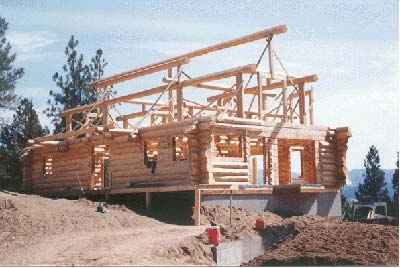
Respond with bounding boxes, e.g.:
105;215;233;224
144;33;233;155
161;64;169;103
201;190;342;217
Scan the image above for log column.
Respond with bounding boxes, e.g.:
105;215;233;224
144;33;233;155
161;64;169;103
198;121;216;184
236;73;244;118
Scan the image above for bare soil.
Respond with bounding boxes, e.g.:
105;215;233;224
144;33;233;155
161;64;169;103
243;217;399;266
0;191;398;266
0;191;211;266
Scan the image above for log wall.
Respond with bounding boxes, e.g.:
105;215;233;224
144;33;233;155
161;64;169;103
22;117;351;193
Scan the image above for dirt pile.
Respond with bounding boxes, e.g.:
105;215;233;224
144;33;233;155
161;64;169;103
200;205;284;242
244;217;399;266
0;191;208;266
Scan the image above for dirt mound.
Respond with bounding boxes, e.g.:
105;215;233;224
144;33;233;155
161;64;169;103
244;218;399;266
200;205;284;242
0;191;207;266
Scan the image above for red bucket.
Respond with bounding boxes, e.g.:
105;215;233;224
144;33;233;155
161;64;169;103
207;226;221;245
255;218;265;230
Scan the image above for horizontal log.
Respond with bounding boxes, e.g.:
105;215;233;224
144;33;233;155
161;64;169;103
90;57;190;89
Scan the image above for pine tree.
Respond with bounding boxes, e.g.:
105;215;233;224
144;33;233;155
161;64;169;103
45;36;108;133
0;17;24;112
392;153;399;220
0;98;48;189
355;145;390;202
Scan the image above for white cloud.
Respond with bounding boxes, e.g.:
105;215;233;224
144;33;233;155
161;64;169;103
7;31;57;62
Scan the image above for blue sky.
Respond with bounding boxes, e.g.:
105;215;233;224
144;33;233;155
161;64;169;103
1;0;398;169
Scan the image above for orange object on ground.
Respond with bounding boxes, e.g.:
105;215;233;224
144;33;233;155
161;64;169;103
207;226;221;245
255;218;265;229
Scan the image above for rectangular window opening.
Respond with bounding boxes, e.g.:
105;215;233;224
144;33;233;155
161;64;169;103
215;135;242;158
290;149;302;180
144;140;159;162
42;156;53;178
173;136;188;161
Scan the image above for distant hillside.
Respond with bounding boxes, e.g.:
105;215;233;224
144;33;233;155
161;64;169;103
256;169;396;200
342;169;396;199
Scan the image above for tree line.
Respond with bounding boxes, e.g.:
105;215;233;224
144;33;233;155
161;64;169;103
0;17;107;188
0;17;398;222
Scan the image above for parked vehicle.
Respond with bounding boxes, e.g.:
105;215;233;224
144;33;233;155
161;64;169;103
342;201;394;225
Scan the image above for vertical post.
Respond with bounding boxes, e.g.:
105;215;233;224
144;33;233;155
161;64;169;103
141;104;146;112
176;65;183;121
168;70;174;122
252;157;258;185
282;79;287;122
66;114;72;132
102;90;110;129
299;82;306;124
123;119;128;129
236;73;244;118
309;87;314;125
257;72;263;120
289;96;293;123
267;37;274;85
194;189;201;226
146;192;151;210
263;137;267;185
229;190;233;226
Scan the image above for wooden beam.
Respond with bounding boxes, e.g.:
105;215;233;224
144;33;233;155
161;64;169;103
298;82;306;124
257;72;263;119
125;99;167;106
207;74;318;103
176;65;183;121
309;87;314;125
180;64;256;88
90;25;286;89
61;65;258;118
60;85;170;116
146;192;151;210
282;79;287;122
34;127;99;143
194;189;201;226
247;74;318;93
267;40;274;85
116;111;147;121
66;114;72;132
252;157;257;185
236;73;244;118
163;77;232;92
90;57;190;89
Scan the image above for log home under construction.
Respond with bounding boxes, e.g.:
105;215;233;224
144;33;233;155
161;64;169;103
21;25;351;224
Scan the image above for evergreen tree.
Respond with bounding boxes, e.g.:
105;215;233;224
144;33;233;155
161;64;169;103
45;36;108;133
392;153;399;220
0;98;48;189
355;145;390;202
0;17;24;112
